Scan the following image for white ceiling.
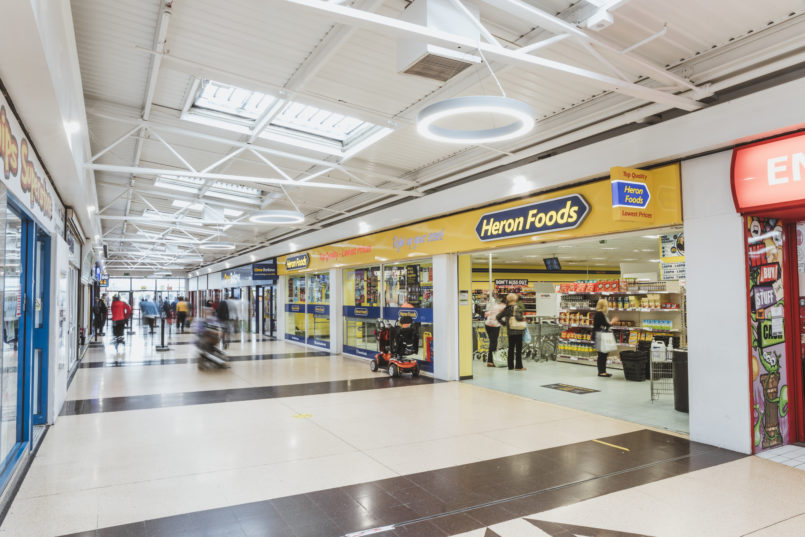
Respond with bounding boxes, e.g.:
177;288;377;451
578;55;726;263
68;0;805;275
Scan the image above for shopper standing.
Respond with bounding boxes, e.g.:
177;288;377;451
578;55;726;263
92;297;108;339
176;297;190;333
593;298;618;377
140;296;159;334
484;295;505;367
496;293;527;371
111;295;132;352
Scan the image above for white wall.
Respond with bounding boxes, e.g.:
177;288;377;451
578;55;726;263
207;271;222;290
683;152;751;454
433;254;459;381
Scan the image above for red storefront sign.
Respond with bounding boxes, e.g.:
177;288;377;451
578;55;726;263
732;131;805;214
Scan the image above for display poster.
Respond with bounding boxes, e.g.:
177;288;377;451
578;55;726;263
746;217;789;452
355;269;365;305
405;265;420;307
659;232;685;280
252;259;278;282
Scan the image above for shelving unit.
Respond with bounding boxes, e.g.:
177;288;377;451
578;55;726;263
556;280;686;369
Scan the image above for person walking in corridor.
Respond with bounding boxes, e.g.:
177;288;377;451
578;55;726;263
176;297;190;334
111;295;132;352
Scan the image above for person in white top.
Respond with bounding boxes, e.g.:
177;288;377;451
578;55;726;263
484;295;506;367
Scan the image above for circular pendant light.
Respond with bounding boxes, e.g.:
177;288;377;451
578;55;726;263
416;96;535;144
199;241;236;251
249;210;305;225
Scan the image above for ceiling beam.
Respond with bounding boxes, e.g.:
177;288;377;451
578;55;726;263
280;0;705;111
87;163;423;197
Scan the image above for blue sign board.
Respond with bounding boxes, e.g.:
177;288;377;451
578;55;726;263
285;304;304;313
253;260;278;282
222;266;252;285
475;195;589;242
306;304;330;316
382;307;434;324
285;253;310;271
611;180;650;209
343;306;381;319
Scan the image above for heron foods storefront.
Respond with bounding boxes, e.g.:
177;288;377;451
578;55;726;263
276;163;686;385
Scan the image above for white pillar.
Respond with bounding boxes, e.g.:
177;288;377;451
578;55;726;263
683;152;751;454
330;268;341;355
277;275;287;340
433;253;459;381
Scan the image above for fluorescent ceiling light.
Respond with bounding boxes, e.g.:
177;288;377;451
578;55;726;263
417;96;535;144
642;235;660;239
648;259;661;263
154;176;203;194
199;241;236;251
172;200;204;211
194;79;276;120
249;210;305;225
204;190;262;205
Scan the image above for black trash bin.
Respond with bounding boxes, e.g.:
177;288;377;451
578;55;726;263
672;350;689;413
620;350;648;381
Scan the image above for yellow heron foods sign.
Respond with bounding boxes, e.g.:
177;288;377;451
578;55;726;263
278;163;681;274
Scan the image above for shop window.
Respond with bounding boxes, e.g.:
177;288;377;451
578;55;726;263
383;261;434;367
342;266;381;358
307;272;330;349
285;276;306;343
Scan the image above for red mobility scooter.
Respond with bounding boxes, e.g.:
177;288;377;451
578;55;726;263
370;320;421;377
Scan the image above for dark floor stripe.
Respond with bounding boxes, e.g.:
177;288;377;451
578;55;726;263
60;375;438;416
58;430;744;537
79;350;329;368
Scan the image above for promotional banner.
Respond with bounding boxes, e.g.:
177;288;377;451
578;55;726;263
278;163;682;274
659;231;685;281
746;216;789;452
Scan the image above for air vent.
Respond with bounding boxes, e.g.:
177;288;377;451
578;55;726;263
403;48;475;82
397;0;481;82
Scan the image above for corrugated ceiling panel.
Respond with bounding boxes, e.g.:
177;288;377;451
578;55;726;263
71;0;161;108
167;0;337;89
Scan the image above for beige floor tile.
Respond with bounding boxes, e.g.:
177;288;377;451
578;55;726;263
0;488;99;537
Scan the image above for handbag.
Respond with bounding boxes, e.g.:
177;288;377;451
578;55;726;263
508;315;527;331
595;331;618;353
523;327;532;344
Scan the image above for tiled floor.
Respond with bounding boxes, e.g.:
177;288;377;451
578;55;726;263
466;358;690;434
755;444;805;470
1;327;802;536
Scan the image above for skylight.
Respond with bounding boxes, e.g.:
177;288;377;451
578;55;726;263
194;79;276;121
183;79;394;159
271;102;374;142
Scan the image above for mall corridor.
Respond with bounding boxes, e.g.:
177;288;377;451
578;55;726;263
0;327;801;537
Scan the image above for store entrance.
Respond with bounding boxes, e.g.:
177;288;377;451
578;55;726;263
463;227;689;434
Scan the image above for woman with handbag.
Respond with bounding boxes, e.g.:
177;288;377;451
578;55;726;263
496;293;527;371
483;295;506;367
593;298;619;377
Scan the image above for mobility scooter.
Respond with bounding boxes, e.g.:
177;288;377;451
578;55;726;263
370;319;421;377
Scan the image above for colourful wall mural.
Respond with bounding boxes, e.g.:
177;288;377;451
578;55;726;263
746;217;790;451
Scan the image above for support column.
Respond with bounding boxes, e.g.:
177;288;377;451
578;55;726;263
330;268;341;355
433;254;459;381
277;276;287;341
458;254;473;379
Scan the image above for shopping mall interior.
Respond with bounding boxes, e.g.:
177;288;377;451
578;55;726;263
2;1;805;536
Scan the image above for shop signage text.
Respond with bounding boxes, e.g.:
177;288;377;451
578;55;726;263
475;195;589;242
495;279;528;286
253;260;277;281
0;105;54;221
285;253;310;271
611;180;650;209
759;264;780;284
732;132;805;213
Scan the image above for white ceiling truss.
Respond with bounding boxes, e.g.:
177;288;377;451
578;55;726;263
70;0;805;275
